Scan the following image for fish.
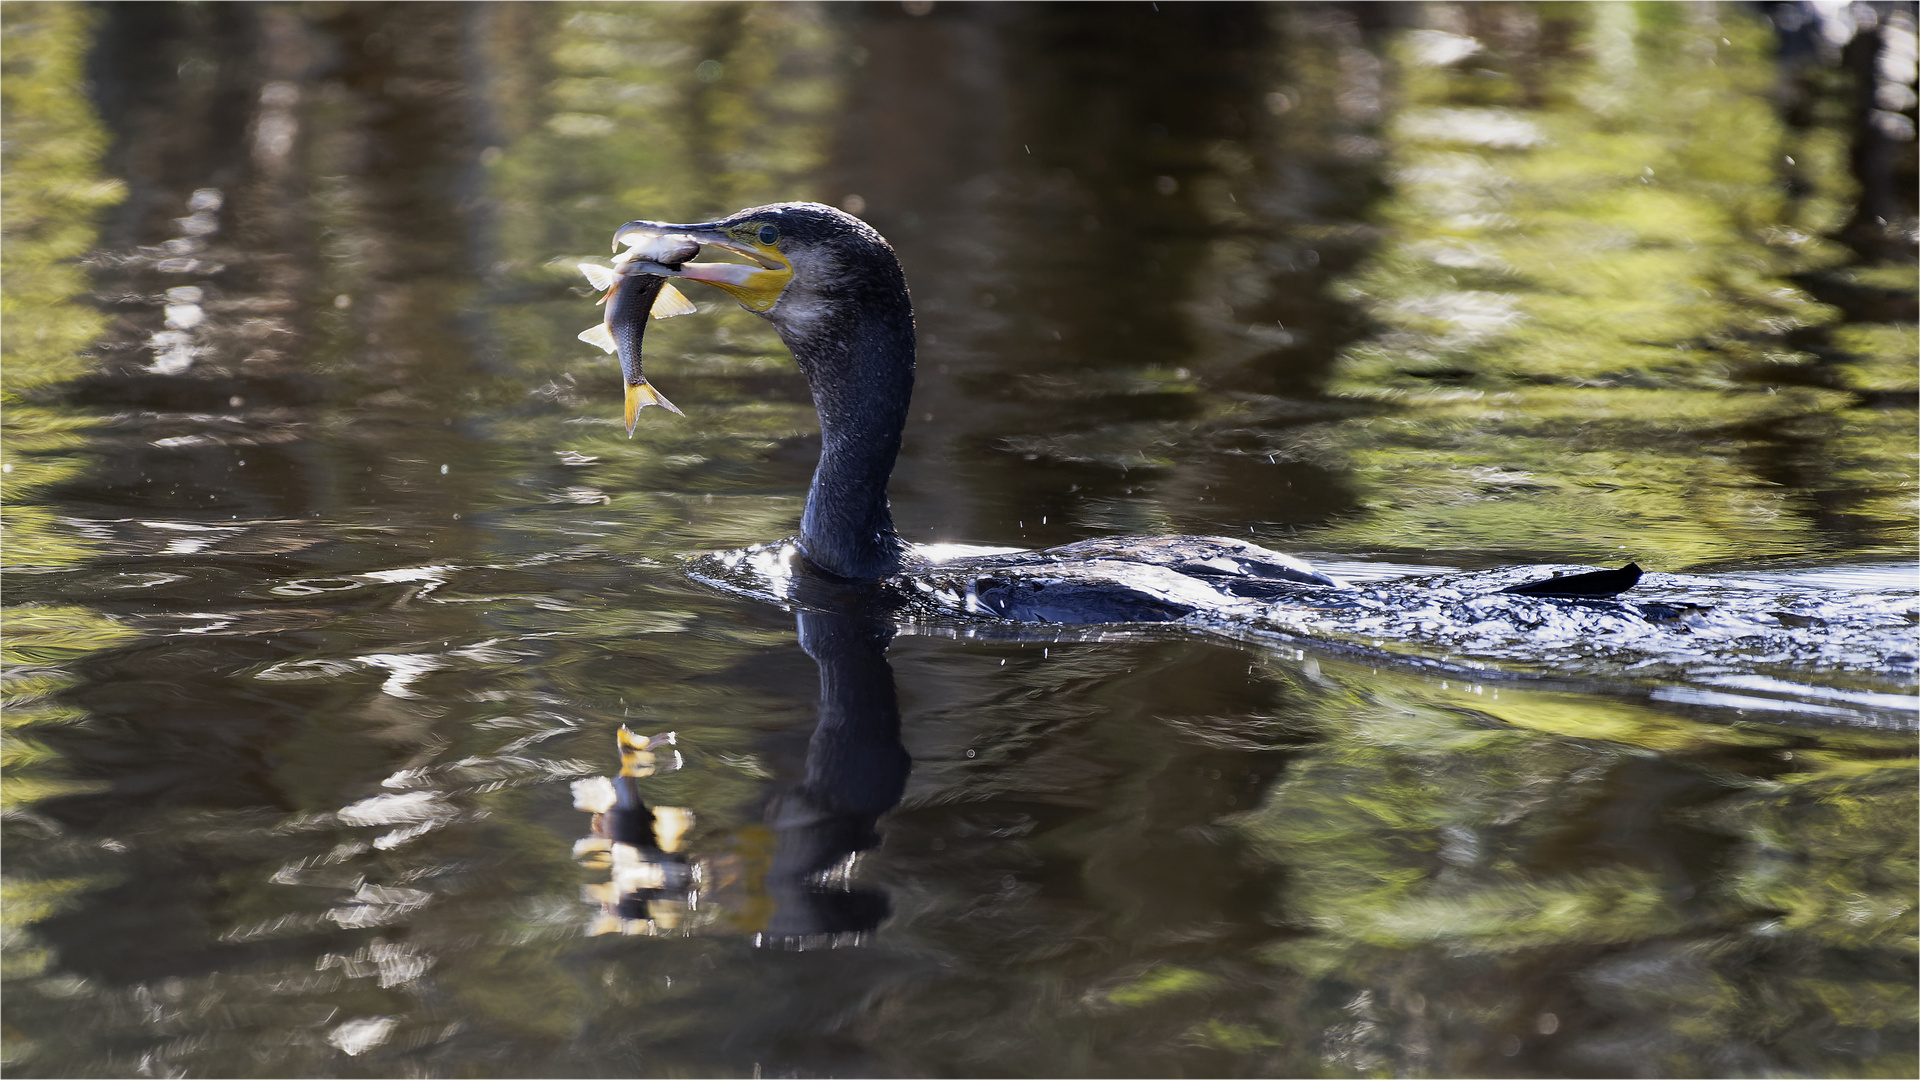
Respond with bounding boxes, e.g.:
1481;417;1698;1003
578;233;701;434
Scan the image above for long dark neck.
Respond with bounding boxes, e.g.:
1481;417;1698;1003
780;260;915;581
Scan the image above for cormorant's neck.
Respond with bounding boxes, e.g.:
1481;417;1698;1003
776;267;915;582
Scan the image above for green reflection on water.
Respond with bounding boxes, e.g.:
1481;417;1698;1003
0;1;122;569
1232;655;1915;1076
1301;3;1915;566
0;3;136;1062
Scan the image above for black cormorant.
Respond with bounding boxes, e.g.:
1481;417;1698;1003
610;202;927;582
602;202;1636;615
607;203;1336;586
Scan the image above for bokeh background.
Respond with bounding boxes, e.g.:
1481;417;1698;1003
3;2;1915;1076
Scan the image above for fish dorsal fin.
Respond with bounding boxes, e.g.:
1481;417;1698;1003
578;262;618;292
649;281;696;319
577;322;616;353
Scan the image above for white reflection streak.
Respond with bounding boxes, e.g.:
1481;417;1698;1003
359;564;455;600
317;941;435;989
358;652;446;698
359;565;453;583
338;790;462;852
337;790;457;828
1405;29;1481;67
327;1016;396;1057
1650;686;1859;718
1702;674;1918;712
326;883;434;929
139;520;246;554
1394;106;1547;148
253;81;299;166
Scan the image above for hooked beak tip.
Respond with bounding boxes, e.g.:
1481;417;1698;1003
611;220;655;252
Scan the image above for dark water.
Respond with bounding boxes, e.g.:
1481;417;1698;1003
3;3;1915;1076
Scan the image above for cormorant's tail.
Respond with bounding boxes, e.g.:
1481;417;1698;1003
1500;563;1642;598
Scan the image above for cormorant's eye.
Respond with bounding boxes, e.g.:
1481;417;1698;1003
756;224;779;246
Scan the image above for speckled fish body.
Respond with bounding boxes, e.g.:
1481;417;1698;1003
607;268;674;408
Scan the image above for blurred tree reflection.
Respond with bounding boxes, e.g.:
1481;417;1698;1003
1;1;122;567
1297;2;1915;567
0;0;138;1061
1230;674;1916;1077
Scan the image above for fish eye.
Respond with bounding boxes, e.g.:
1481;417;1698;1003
756;224;779;245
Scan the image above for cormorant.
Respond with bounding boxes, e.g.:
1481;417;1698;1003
601;202;1635;615
610;202;931;582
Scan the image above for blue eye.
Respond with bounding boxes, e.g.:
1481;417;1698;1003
756;224;779;245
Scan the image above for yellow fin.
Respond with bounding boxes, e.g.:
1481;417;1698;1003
578;262;618;292
578;322;616;353
618;746;657;779
624;379;683;435
618;727;672;751
649;282;696;319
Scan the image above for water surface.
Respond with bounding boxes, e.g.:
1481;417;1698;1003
3;3;1915;1076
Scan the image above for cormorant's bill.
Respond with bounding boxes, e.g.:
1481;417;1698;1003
611;212;798;314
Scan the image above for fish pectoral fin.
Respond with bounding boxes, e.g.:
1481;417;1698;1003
578;261;618;291
649;281;697;319
578;323;617;353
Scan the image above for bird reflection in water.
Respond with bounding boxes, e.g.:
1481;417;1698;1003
572;609;909;947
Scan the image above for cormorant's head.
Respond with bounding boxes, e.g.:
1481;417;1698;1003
611;202;906;340
610;204;914;581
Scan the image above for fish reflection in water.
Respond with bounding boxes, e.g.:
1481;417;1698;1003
573;610;909;945
572;729;695;934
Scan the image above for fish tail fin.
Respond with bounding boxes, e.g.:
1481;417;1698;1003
624;378;683;435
